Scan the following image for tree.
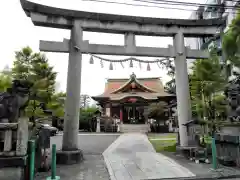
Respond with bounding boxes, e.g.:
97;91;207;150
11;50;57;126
47;92;66;117
144;101;168;120
80;94;91;109
223;10;240;79
79;107;99;132
189;47;226;123
12;47;57;117
163;59;176;94
0;73;12;92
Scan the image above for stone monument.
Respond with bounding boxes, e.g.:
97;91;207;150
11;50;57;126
215;78;240;167
0;79;32;180
0;79;33;123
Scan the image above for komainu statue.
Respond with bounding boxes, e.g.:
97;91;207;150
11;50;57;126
0;79;33;123
224;78;240;122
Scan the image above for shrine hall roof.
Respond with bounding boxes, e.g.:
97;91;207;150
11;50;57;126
92;74;175;101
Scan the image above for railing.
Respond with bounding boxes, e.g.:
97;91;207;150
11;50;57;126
0;118;28;157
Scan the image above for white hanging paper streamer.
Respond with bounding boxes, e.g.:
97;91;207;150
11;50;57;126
139;61;142;69
100;59;104;68
120;62;124;68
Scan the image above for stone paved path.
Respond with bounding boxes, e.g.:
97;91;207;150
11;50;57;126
103;133;195;180
35;155;110;180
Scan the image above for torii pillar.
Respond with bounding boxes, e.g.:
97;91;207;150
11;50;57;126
173;31;190;147
57;20;83;164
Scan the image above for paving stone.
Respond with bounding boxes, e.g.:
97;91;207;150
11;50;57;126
114;169;132;180
103;133;195;180
35;155;110;180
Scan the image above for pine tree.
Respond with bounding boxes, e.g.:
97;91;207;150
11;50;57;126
12;47;57;117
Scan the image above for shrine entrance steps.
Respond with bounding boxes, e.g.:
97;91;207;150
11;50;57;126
119;124;149;133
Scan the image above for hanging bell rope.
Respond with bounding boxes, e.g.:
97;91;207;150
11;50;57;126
89;54;172;71
89;54;170;63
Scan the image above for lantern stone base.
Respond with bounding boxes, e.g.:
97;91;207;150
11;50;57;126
56;149;83;165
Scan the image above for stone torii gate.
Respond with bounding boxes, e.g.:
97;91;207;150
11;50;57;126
20;0;226;164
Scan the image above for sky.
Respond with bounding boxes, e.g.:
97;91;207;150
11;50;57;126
0;0;205;96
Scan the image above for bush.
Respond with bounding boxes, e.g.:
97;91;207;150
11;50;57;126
79;108;98;132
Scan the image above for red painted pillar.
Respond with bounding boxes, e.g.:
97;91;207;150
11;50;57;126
120;106;123;123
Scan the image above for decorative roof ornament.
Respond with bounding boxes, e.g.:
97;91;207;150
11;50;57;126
130;72;136;80
89;56;94;64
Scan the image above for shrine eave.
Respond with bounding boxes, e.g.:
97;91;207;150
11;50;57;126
92;93;175;102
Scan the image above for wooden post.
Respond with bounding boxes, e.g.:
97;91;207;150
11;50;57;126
120;106;123;123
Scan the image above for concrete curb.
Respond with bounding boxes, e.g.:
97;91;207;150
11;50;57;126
146;174;240;180
56;133;121;136
103;155;117;180
102;134;122;180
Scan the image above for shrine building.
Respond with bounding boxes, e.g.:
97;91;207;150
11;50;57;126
92;73;175;126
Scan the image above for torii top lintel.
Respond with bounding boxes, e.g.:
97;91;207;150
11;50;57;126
20;0;226;37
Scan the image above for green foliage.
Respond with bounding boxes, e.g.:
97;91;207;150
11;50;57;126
149;139;176;152
12;46;58;117
80;107;98;122
25;100;44;117
189;47;227;123
12;47;57;101
145;101;168;121
0;73;12;92
163;60;176;94
47;92;66;117
223;10;240;64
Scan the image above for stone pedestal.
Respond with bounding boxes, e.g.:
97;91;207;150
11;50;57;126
56;150;83;165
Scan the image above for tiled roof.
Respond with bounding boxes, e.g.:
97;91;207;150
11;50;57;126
92;74;175;101
104;77;165;94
